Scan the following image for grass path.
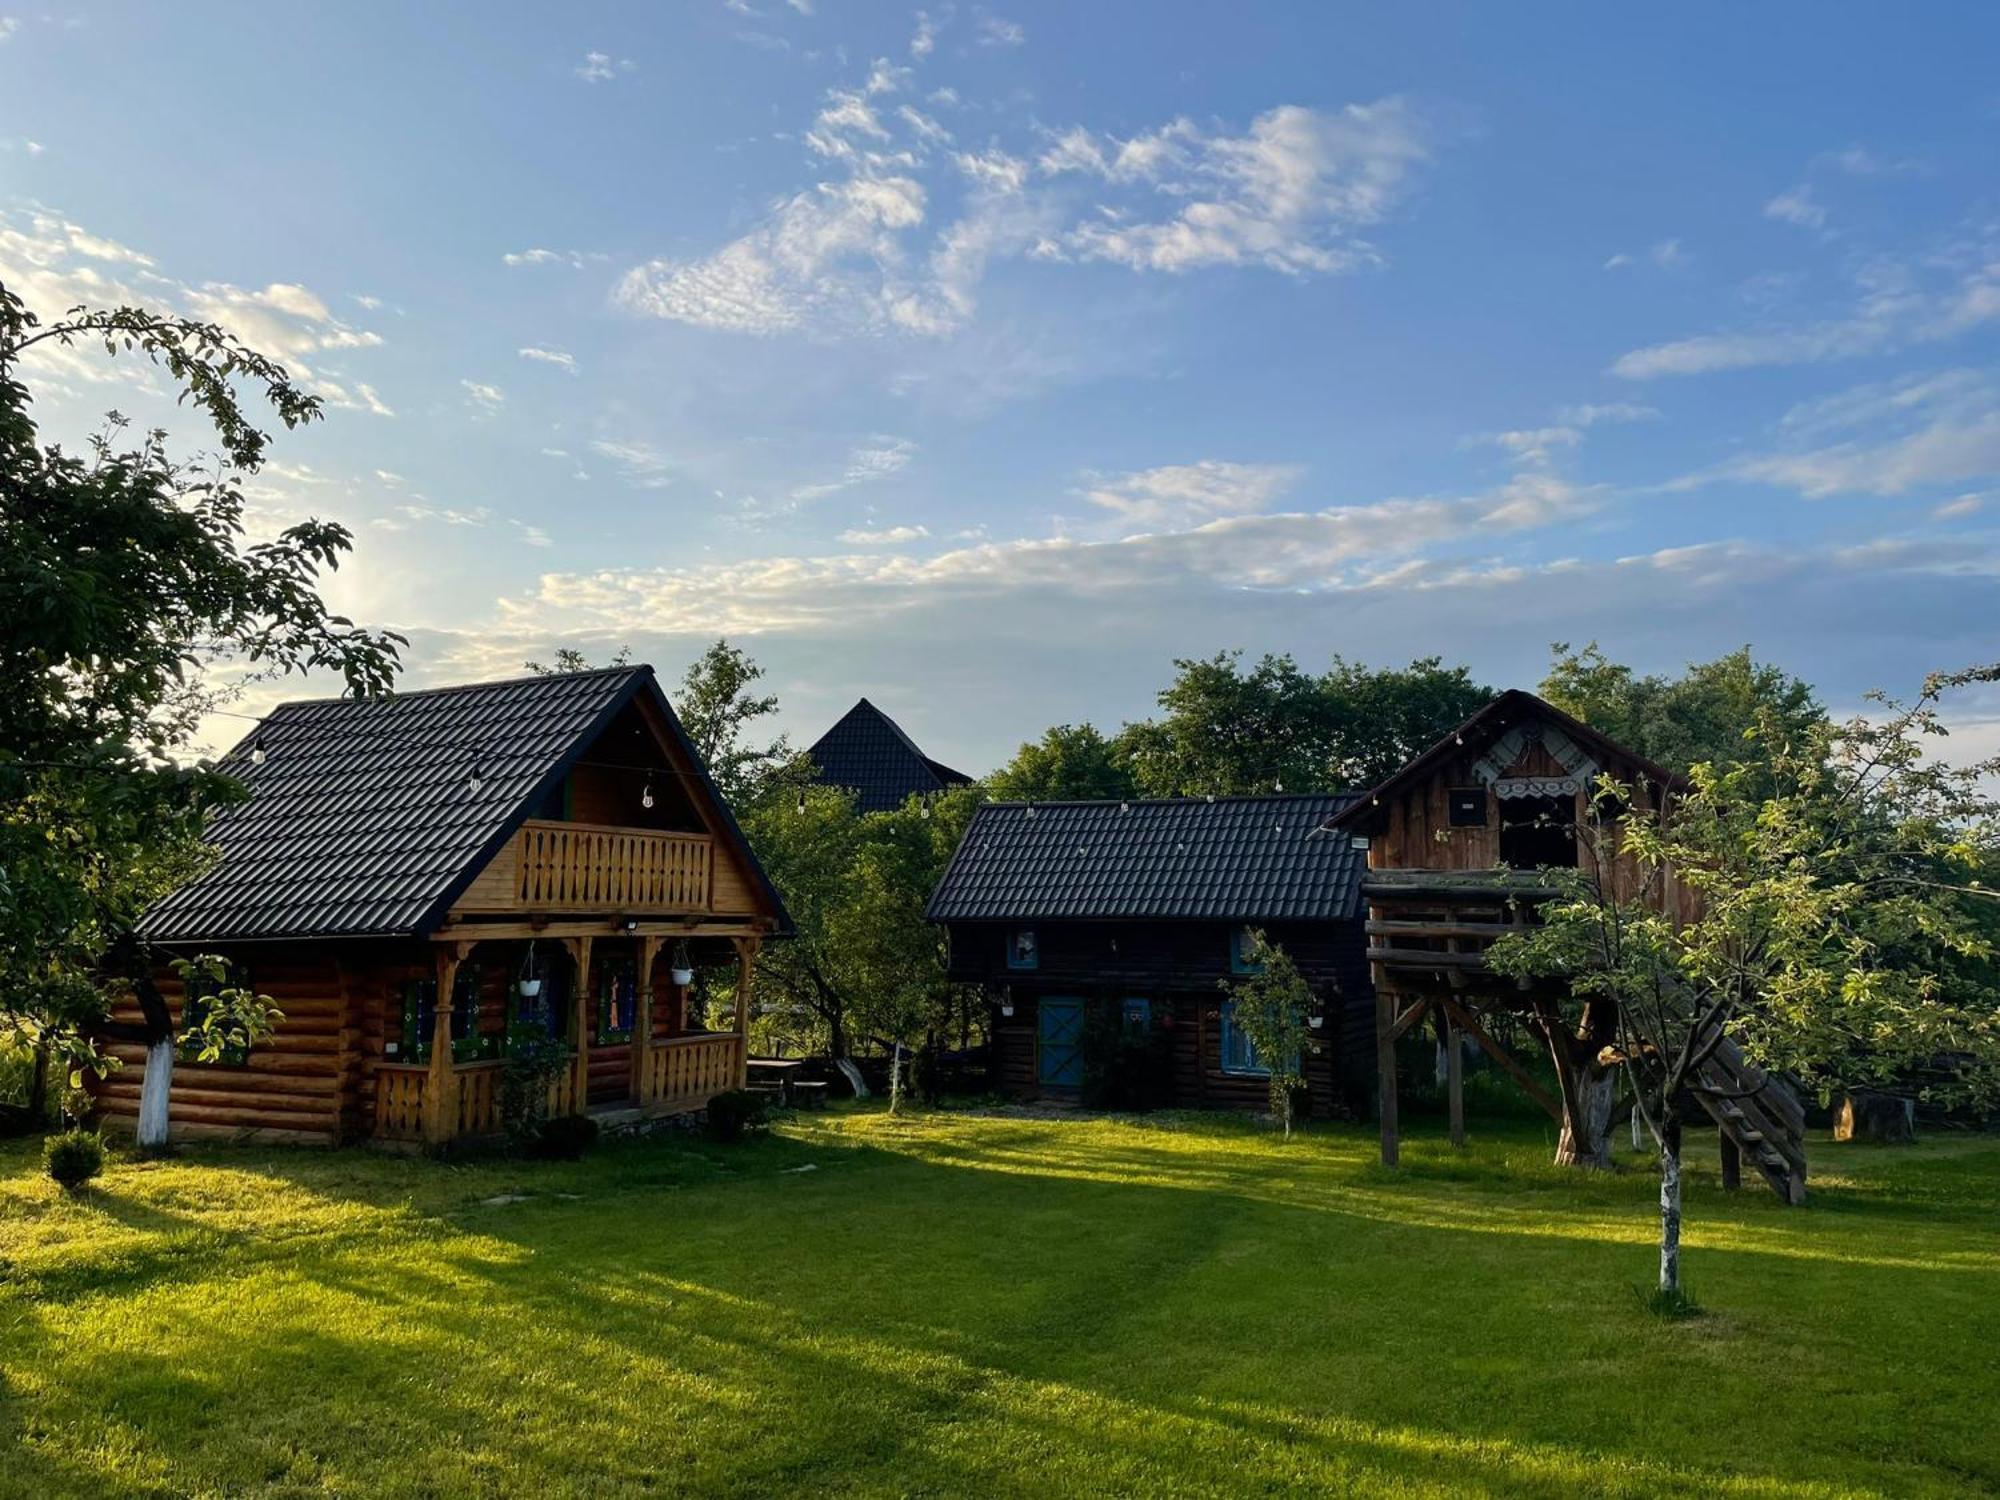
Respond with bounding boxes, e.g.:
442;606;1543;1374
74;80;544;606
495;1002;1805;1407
1;1108;1995;1497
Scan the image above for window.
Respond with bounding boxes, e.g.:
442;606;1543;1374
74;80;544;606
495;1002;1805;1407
395;978;437;1065
451;964;500;1062
515;952;570;1041
1448;787;1488;827
1120;997;1152;1034
1006;928;1040;971
1229;926;1265;975
597;958;638;1044
1218;1000;1268;1076
178;966;251;1066
1498;794;1578;870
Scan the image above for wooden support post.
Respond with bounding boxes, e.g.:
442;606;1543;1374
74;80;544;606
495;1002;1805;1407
424;944;470;1146
1377;985;1399;1168
632;935;661;1105
1445;1007;1465;1150
564;935;593;1117
1719;1130;1741;1192
732;936;758;1088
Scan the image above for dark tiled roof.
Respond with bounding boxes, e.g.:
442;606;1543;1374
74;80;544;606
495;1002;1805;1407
926;794;1366;923
807;698;973;815
139;666;788;943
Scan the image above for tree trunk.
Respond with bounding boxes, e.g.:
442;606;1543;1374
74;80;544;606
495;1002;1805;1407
136;1037;174;1149
27;1043;50;1126
1658;1116;1683;1294
1554;1060;1617;1168
889;1041;903;1115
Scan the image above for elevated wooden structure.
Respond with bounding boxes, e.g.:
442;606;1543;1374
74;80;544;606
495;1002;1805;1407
1327;692;1807;1202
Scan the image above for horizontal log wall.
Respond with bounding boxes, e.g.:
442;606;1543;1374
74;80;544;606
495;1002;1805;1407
96;948;355;1143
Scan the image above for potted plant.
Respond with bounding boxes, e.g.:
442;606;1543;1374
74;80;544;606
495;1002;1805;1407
518;941;543;1000
669;940;694;987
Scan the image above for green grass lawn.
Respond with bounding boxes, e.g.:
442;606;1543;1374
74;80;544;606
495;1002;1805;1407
1;1107;1995;1499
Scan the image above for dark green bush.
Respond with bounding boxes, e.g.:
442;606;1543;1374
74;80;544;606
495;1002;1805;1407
704;1089;769;1143
44;1129;105;1192
532;1114;598;1160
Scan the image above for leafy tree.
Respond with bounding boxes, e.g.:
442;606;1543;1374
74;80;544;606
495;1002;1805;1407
1540;642;1824;777
1217;932;1320;1138
1488;667;2000;1294
0;279;403;1128
524;645;632;675
673;640;790;806
987;723;1136;802
1116;651;1487;797
739;782;871;1057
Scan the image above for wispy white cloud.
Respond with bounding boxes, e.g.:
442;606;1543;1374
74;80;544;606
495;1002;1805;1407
575;50;636;83
1603;239;1687;272
518;345;578;374
460;379;506;413
792;436;917;502
502;247;607;269
590;437;674;489
1078;460;1300;532
976;13;1025;46
910;9;938;56
1724;370;2000;498
1611;242;2000;379
1036;100;1437;276
1764;184;1827;230
839;523;931;544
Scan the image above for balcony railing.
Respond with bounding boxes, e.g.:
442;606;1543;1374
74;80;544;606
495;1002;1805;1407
513;819;712;913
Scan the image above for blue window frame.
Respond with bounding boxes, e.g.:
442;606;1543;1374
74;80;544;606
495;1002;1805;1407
396;978;437;1064
516;952;570;1041
1219;1000;1270;1076
597;958;638;1044
1006;928;1040;971
1229;925;1265;975
451;964;501;1062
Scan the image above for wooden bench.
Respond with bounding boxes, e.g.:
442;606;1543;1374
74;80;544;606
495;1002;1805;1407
790;1080;830;1110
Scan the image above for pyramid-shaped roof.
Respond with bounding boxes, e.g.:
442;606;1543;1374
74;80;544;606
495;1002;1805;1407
806;698;972;814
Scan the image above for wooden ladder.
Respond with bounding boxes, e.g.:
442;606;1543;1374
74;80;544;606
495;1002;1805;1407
1694;1036;1808;1205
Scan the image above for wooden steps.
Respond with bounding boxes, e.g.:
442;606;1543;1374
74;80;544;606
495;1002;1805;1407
1697;1037;1807;1205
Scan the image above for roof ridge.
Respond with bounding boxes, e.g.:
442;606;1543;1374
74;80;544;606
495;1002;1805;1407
266;663;651;712
978;791;1351;808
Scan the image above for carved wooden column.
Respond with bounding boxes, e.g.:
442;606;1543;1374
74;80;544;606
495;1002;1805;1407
1376;984;1399;1168
563;934;593;1117
732;936;759;1088
424;943;472;1146
631;935;662;1106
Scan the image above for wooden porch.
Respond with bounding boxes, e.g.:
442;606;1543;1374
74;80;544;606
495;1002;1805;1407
374;930;760;1146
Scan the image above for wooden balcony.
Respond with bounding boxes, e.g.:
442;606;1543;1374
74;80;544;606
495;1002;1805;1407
1361;868;1555;982
454;819;715;917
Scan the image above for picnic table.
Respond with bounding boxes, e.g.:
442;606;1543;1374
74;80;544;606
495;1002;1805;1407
746;1056;806;1106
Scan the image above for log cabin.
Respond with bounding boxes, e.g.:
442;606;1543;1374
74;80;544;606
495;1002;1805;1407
1322;688;1808;1202
100;665;789;1147
927;795;1375;1115
806;698;973;814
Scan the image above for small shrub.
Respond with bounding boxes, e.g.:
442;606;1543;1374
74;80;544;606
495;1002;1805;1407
533;1115;598;1160
45;1129;105;1192
704;1089;769;1143
1635;1283;1702;1321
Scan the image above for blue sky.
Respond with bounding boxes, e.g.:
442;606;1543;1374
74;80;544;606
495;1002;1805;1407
4;3;1998;771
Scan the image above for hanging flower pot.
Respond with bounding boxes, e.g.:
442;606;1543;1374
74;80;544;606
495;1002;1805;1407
669;940;694;987
518;978;543;999
1307;1013;1324;1030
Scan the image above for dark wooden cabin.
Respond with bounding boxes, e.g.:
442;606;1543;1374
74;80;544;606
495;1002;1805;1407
927;795;1374;1115
103;665;789;1147
806;698;973;814
1324;689;1807;1201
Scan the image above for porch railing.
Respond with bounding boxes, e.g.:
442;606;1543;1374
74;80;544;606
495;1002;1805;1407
647;1033;743;1110
376;1065;427;1140
514;820;712;913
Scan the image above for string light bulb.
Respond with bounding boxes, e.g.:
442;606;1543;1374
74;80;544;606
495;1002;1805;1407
1025;802;1037;820
1274;776;1283;793
1119;798;1130;814
919;797;931;819
249;737;267;767
641;773;655;810
795;787;807;815
467;754;486;795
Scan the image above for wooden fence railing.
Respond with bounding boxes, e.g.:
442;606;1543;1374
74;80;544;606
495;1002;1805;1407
454;1060;505;1137
648;1034;742;1110
376;1065;427;1141
514;820;712;912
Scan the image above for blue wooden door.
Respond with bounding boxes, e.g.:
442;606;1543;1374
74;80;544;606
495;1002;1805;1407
1038;997;1085;1088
